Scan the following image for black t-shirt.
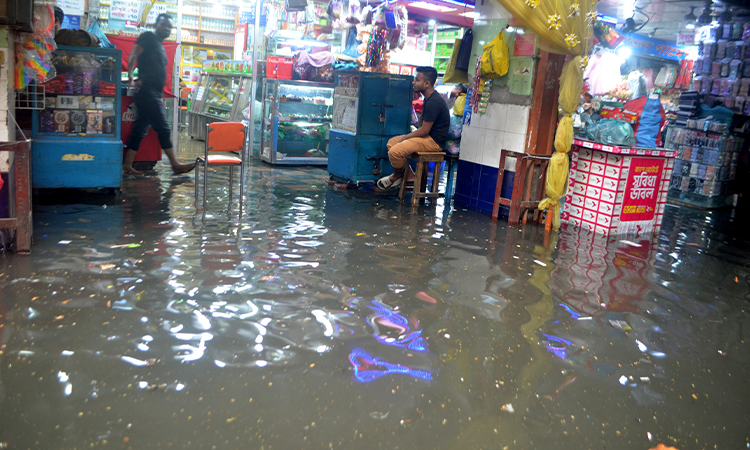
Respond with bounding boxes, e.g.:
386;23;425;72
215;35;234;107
421;90;451;149
135;32;167;91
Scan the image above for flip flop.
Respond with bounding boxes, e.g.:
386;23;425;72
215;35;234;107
377;175;401;190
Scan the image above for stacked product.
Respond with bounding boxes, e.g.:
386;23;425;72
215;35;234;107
665;125;742;206
693;22;750;113
675;90;700;127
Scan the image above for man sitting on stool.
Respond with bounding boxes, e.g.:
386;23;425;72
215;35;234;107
377;66;451;190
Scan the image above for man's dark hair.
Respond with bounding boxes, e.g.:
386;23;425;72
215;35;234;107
456;83;468;94
416;66;438;86
54;6;65;24
156;13;173;23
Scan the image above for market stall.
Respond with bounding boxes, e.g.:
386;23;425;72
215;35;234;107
562;139;675;236
32;46;123;189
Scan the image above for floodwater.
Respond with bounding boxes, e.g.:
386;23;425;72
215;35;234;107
0;146;749;450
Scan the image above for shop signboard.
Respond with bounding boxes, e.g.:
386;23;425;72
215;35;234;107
620;33;690;61
201;60;252;74
676;30;696;47
620;157;665;225
57;0;86;16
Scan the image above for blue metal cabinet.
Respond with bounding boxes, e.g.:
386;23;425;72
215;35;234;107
31;46;123;189
328;71;413;184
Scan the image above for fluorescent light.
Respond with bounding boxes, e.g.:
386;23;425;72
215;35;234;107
616;45;632;59
428;19;436;26
686;23;695;29
410;1;456;12
280;39;330;48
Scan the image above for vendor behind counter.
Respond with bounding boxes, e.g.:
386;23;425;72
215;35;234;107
54;6;100;48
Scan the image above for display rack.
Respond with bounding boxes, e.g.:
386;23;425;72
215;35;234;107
188;71;249;141
32;46;123;189
428;26;465;76
664;124;742;208
260;79;334;165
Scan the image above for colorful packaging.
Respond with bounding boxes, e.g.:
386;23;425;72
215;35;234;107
599;105;621;120
87;111;102;134
70;110;87;133
720;58;730;77
693;75;703;93
54;110;70;133
739;78;750;96
717;40;728;59
735;96;745;113
730;59;742;79
102;112;116;134
735;42;746;59
700;77;712;95
40;112;54;133
711;61;722;77
711;77;721;95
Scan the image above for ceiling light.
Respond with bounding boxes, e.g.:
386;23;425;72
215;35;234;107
428;19;436;26
409;2;456;13
616;45;632;59
686;23;695;29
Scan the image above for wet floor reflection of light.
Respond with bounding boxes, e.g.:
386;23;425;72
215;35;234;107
2;148;750;449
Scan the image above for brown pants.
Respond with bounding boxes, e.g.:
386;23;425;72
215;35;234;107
387;135;442;170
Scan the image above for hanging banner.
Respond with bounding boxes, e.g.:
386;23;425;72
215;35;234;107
619;157;665;230
57;0;86;16
621;33;690;61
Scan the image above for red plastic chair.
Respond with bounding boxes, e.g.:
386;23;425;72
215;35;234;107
195;122;247;212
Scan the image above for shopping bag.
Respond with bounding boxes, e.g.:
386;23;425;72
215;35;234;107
480;31;509;79
443;38;469;84
453;93;466;116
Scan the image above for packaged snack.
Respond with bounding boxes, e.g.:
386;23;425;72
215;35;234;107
744;22;750;41
693;75;703;93
40;112;54;133
717;40;728;59
711;77;721;95
724;96;734;109
735;42;746;59
700;76;712;95
54;110;70;133
721;58;731;77
70;110;87;133
724;24;733;41
87;111;102;134
735;96;745;113
739;78;750;96
712;61;722;77
730;59;742;79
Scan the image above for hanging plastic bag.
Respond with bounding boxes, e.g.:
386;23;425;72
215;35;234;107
443;38;469;84
453;93;466;116
480;31;509;79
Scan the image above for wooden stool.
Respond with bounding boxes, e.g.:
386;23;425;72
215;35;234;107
492;149;551;226
398;152;445;206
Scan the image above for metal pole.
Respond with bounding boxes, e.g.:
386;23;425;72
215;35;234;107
246;0;262;160
172;0;184;150
430;22;438;67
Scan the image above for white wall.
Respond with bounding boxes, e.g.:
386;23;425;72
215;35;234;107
460;103;530;170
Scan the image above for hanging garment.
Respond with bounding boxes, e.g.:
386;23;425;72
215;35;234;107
583;51;624;95
455;29;473;72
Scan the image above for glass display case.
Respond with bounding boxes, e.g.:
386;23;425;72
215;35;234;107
188;73;248;141
260;79;334;165
201;74;242;119
32;46;123;189
230;75;263;151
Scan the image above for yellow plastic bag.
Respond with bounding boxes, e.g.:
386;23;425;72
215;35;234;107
453;93;466;116
480;31;509;79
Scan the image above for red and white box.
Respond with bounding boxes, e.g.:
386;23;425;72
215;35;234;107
562;139;677;237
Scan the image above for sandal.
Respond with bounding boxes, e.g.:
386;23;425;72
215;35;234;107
377;175;401;190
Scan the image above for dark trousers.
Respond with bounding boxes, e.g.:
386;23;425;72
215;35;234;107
126;87;173;151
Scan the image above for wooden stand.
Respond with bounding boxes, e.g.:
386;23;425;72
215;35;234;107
0;140;32;253
398;152;445;206
492;149;551;226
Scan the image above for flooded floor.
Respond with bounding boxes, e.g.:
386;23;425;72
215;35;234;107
1;137;749;449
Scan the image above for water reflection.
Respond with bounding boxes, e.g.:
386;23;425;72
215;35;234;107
0;156;749;449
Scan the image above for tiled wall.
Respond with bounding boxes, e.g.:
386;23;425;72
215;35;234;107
452;1;532;216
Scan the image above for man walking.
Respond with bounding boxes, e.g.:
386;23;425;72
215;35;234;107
123;14;194;175
377;66;450;190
